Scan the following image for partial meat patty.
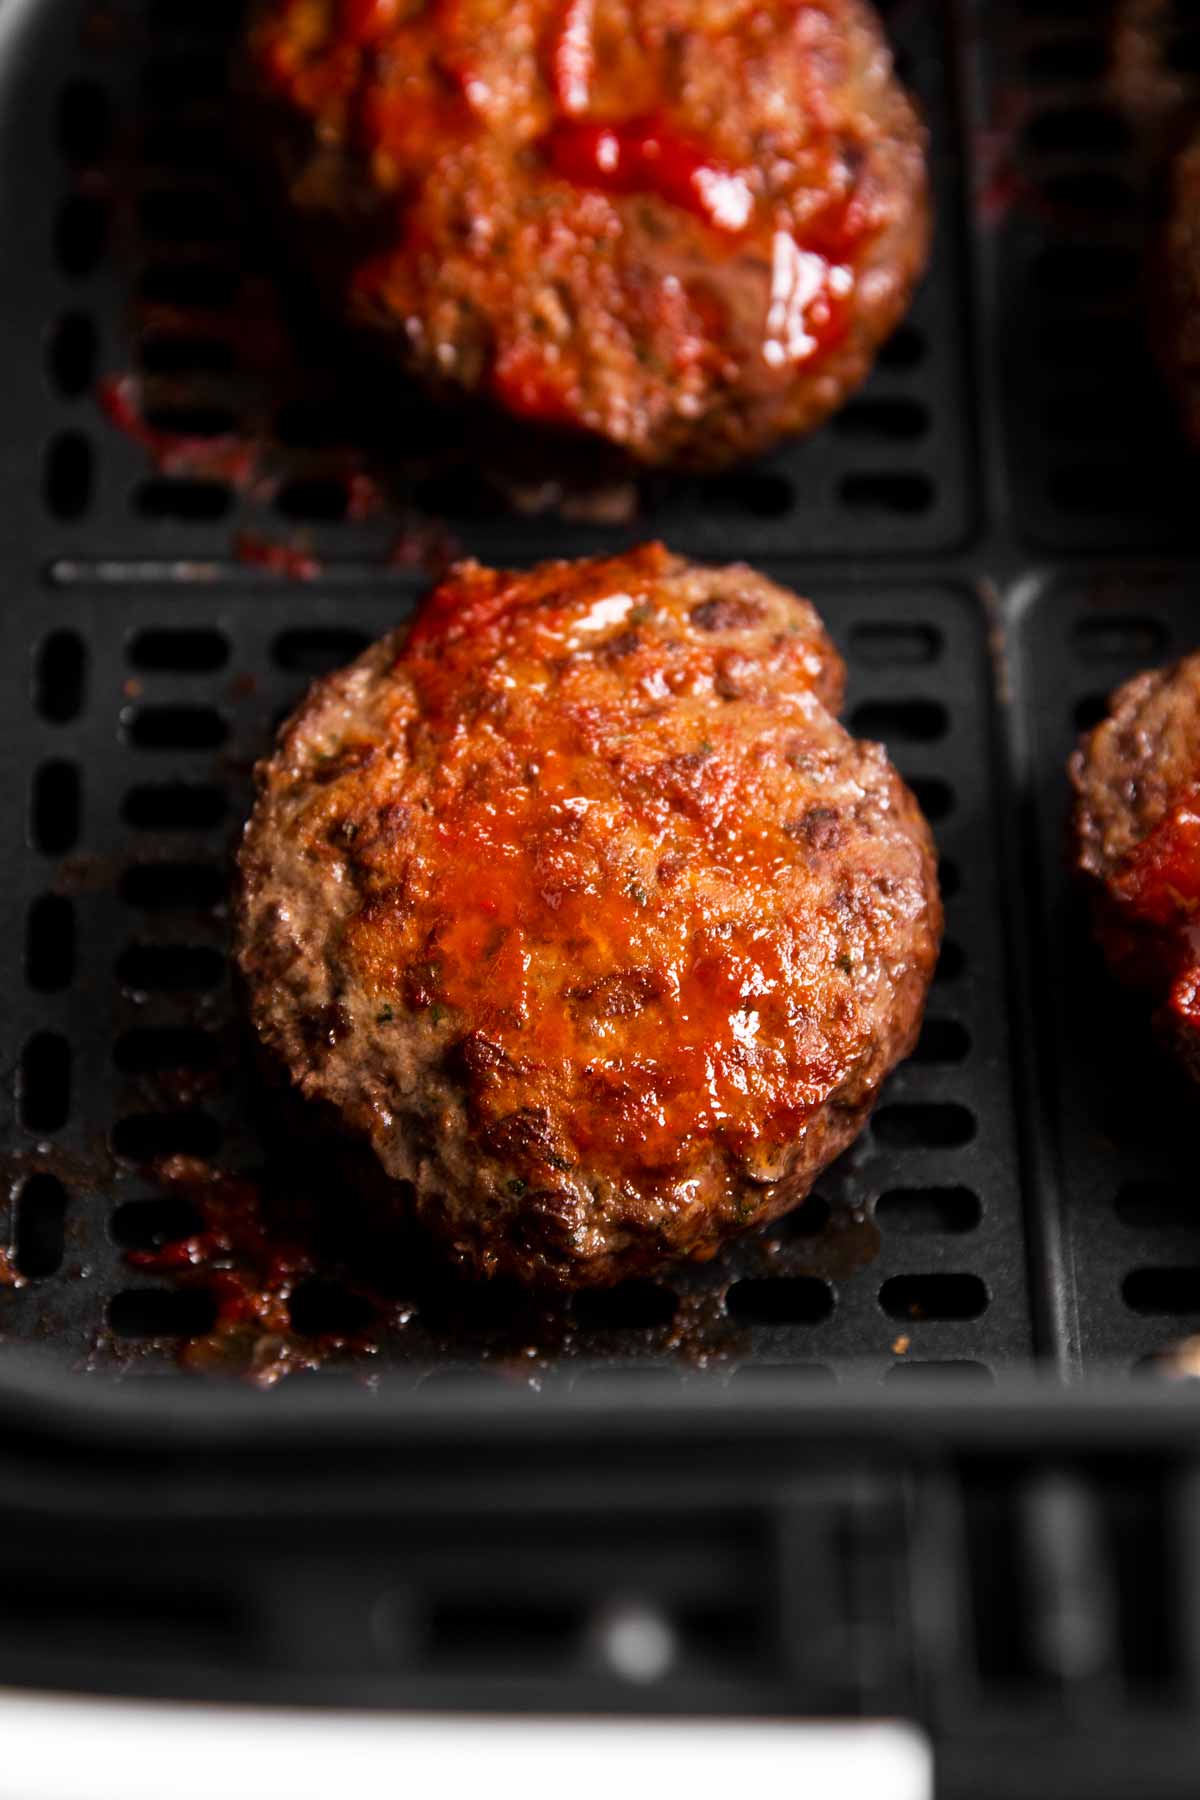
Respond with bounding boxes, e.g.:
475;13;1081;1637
241;0;929;470
236;544;941;1287
1163;125;1200;445
1071;650;1200;1077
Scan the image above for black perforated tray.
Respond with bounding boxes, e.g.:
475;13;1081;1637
2;0;1200;1386
6;0;1200;1784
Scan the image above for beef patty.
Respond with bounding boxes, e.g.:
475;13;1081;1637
236;544;942;1286
1071;650;1200;1078
242;0;929;470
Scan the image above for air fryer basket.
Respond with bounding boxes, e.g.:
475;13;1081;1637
3;0;1200;1789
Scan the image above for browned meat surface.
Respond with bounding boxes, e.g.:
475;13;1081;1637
236;544;940;1287
1071;651;1200;1078
241;0;929;470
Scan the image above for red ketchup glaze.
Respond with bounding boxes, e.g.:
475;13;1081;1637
1112;788;1200;926
548;0;595;114
762;228;856;370
543;113;756;234
341;0;400;43
97;374;262;488
341;547;866;1179
1111;785;1200;1032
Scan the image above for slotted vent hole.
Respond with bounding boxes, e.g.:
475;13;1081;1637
832;399;930;440
884;1359;993;1383
139;188;229;244
57;79;112;164
726;1277;834;1325
146;0;246;31
574;1282;677;1332
19;1034;71;1134
143;405;239;439
43;433;94;520
111;1111;221;1161
139;52;229;106
124;706;228;750
108;1288;217;1337
139;264;242;314
1024;35;1105;81
1072;616;1169;660
839;473;934;515
876;1186;981;1235
276;479;351;523
26;896;76;992
31;761;81;855
288;1279;377;1338
878;324;925;369
776;1192;831;1239
135;480;232;521
1123;1269;1200;1316
1073;692;1109;732
727;1362;834;1385
907;776;954;821
139;330;237;372
1034;246;1136;303
879;1273;989;1321
54;194;108;277
911;1018;971;1065
413;471;505;519
111;1194;203;1251
698;472;795;518
272;628;371;673
117;944;224;993
120;861;224;910
1039;171;1134;217
128;628;230;672
140;118;226;167
273;401;354;448
850;699;949;743
849;621;942;666
35;630;86;722
14;1174;68;1279
419;1278;532;1335
123;783;225;831
933;940;966;984
48;312;98;397
1022;105;1130;160
1170;25;1200;71
872;1103;976;1149
426;1597;581;1665
113;1027;220;1074
1114;1183;1200;1231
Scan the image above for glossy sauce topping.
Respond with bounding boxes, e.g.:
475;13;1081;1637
1113;787;1200;923
1112;785;1200;1029
334;548;876;1185
542;114;755;232
548;0;595;113
340;0;400;43
252;0;886;447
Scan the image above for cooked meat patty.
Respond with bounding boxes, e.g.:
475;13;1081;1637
1071;651;1200;1078
1163;126;1200;445
242;0;929;470
236;544;941;1286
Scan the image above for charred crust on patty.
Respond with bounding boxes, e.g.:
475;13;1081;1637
236;543;940;1286
242;0;929;470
